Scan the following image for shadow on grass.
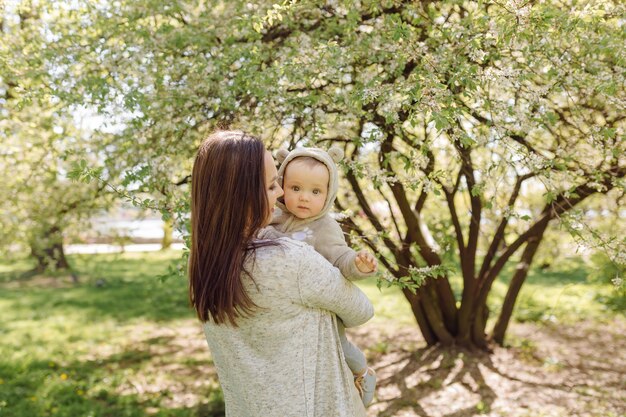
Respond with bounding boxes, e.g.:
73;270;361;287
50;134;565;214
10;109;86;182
372;346;497;417
0;252;193;323
367;316;626;417
372;341;622;417
593;286;626;313
0;346;224;417
525;257;589;285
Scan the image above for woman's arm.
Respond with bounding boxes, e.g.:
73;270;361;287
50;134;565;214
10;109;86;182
296;244;374;328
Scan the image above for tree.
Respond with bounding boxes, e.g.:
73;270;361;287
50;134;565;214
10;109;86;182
15;0;625;347
0;2;115;276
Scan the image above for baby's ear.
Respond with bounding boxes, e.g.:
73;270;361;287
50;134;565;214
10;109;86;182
276;149;290;164
327;146;344;163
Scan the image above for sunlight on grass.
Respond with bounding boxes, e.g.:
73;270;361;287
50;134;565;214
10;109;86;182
356;278;416;327
0;250;622;417
0;250;224;417
488;257;619;325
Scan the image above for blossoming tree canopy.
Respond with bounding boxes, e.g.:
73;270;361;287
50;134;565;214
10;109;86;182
5;0;624;347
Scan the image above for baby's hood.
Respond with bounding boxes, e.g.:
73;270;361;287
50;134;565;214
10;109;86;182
275;146;344;223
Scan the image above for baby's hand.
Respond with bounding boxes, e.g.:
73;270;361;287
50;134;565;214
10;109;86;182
355;250;377;273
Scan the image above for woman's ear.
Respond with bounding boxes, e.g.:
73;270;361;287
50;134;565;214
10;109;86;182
327;146;344;163
276;149;290;164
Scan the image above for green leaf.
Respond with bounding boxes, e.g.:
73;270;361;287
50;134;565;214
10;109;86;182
431;112;450;130
545;191;557;204
471;184;484;197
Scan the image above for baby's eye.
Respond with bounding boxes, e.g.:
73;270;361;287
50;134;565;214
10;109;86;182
291;186;300;191
313;189;319;195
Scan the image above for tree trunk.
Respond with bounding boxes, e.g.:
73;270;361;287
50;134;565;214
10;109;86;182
31;239;70;271
401;282;455;347
161;218;174;250
30;225;77;282
471;303;490;350
491;234;545;345
456;277;477;346
421;282;455;345
402;288;437;346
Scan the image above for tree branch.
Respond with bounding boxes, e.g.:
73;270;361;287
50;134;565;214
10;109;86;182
453;139;481;281
345;147;402;262
377;186;403;242
380;134;442;266
442;183;466;259
335;197;399;275
478;165;625;304
477;172;535;281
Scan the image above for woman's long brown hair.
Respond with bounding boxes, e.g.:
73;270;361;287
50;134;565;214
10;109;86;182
188;131;273;325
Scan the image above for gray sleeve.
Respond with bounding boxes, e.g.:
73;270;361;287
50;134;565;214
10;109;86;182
313;218;376;281
296;245;374;328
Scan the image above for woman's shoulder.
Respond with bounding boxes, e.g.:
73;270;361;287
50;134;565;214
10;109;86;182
274;238;334;269
250;238;319;276
282;237;318;255
254;236;313;257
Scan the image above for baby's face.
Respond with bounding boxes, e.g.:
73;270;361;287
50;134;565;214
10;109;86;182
283;160;329;219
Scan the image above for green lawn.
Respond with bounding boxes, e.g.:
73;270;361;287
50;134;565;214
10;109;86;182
0;251;220;417
0;251;621;416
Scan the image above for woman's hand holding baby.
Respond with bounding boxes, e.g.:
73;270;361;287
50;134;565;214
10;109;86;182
355;250;377;273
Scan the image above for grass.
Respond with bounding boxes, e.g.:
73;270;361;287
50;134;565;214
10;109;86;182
488;257;620;325
359;256;621;330
0;250;622;417
0;251;223;417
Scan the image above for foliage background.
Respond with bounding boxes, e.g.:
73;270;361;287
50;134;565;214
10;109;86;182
1;0;624;352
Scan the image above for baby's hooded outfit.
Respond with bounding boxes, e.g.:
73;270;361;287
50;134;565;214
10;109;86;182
269;146;374;280
266;146;377;405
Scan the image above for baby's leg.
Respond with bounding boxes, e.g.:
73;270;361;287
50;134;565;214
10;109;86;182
337;319;367;374
338;319;377;406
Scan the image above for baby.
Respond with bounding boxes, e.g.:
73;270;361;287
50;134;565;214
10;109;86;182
267;146;377;406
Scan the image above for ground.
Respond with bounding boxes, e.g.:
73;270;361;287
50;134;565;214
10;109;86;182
1;252;624;417
91;316;626;417
352;320;626;417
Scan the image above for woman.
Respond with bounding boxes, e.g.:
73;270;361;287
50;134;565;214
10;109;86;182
189;130;373;417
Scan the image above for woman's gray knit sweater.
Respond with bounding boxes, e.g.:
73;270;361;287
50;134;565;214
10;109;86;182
202;238;373;417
